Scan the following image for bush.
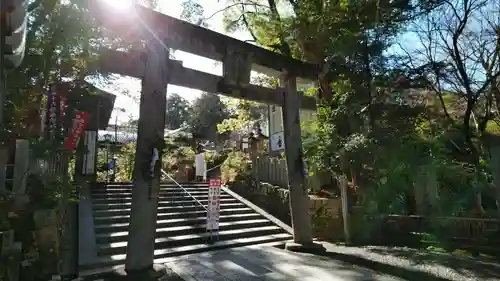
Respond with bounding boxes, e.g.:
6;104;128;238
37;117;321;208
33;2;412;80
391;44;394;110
204;150;228;169
220;151;250;184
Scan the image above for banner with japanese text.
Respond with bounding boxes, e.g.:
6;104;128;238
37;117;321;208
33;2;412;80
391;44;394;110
44;84;68;140
64;111;90;152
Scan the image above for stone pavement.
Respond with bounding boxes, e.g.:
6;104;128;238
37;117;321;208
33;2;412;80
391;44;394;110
165;244;403;281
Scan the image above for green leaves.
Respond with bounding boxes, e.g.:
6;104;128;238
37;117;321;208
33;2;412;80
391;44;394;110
189;93;229;140
181;0;206;25
217;99;266;134
165;93;192;130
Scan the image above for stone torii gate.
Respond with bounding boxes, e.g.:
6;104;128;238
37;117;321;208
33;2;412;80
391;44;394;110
89;1;324;275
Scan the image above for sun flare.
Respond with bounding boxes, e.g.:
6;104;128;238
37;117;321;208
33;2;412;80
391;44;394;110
101;0;134;11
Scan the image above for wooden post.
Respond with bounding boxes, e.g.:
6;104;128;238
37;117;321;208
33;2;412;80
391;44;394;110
81;130;98;180
13;139;29;196
124;39;169;273
339;175;351;244
281;71;323;251
0;146;7;192
250;137;260;189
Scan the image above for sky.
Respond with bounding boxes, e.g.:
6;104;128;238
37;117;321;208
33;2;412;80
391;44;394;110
98;0;253;124
96;0;443;125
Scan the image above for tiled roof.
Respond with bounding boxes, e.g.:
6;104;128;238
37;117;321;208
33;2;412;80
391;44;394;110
98;130;137;145
98;126;192;145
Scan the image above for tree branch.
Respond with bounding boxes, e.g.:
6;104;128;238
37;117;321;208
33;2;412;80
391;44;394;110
204;2;269;22
240;7;259;44
27;0;44;13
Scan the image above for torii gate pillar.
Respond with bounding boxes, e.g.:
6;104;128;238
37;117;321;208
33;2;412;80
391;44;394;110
281;72;324;252
124;39;169;274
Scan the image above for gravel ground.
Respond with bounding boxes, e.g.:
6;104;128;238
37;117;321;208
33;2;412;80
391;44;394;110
321;243;500;281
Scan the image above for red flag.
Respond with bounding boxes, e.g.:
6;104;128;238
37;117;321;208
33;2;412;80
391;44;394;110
64;112;89;151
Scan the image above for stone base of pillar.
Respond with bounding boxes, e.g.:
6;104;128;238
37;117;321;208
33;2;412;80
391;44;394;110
102;264;182;281
285;241;326;254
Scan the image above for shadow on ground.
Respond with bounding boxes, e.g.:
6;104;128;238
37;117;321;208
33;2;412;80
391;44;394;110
366;246;500;280
274;243;455;281
282;242;500;281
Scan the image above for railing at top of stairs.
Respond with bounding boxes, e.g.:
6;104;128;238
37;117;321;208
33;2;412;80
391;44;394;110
161;169;208;211
203;163;222;181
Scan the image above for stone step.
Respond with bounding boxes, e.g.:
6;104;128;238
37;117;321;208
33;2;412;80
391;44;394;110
92;183;209;190
94;181;208;186
94;213;262;233
91;195;234;204
80;183;293;277
95;218;273;244
91;193;232;203
92;202;245;216
79;233;292;275
93;207;252;224
91;186;210;192
98;225;285;256
91;190;214;197
92;198;238;209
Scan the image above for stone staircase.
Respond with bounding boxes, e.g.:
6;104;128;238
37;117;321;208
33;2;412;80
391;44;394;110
80;182;292;275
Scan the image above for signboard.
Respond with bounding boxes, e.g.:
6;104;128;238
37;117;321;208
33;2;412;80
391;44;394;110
82;131;97;175
270;131;285;151
206;178;221;231
60;95;68;119
195;153;205;177
44;85;67;140
45;87;58;139
63;112;89;151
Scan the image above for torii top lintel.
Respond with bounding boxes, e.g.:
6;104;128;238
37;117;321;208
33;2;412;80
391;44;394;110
90;1;320;80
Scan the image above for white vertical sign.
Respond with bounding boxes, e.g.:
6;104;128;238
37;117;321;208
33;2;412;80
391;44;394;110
195;153;205;177
206;178;221;231
82;131;96;175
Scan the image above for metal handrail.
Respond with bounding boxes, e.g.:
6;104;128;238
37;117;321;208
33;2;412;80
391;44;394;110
202;163;222;181
206;163;222;173
161;169;208;211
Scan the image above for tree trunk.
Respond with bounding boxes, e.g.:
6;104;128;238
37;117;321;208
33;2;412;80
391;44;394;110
463;99;475;147
125;40;169;272
414;173;426;215
488;144;500;219
0;145;8;191
424;168;438;214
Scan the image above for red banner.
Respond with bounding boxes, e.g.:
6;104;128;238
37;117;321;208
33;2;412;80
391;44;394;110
64;111;89;151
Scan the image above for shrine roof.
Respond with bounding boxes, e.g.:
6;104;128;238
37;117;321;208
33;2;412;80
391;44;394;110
61;82;116;130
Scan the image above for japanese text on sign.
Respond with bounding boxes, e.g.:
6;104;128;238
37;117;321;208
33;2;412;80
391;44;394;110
206;178;221;231
45;86;67;139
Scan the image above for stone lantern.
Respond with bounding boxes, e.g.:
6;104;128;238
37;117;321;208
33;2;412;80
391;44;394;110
174;158;192;182
249;126;268;154
248;132;258;154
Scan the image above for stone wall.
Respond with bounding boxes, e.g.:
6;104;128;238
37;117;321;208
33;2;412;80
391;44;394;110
230;180;291;225
253;155;322;192
228;181;344;241
32;209;60;277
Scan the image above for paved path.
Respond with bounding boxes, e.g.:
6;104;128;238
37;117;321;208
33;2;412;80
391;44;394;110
166;244;402;281
86;242;500;281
